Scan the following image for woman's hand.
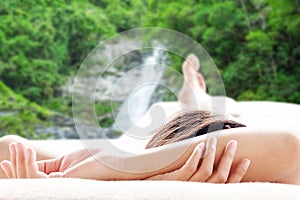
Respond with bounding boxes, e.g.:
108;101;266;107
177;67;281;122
0;138;250;183
0;142;136;180
1;143;47;178
145;137;250;183
0;142;100;178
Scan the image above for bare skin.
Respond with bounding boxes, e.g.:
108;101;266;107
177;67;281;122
178;54;211;111
0;54;250;183
117;67;300;184
1;54;300;184
108;53;300;184
2;128;299;184
0;137;249;183
0;135;56;178
177;54;300;184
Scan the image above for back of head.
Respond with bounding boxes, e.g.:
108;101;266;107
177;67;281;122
145;110;246;149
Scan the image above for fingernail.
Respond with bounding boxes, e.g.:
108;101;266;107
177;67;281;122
243;159;251;170
207;137;217;149
204;137;217;155
15;142;20;148
228;141;237;154
9;143;15;150
197;142;205;157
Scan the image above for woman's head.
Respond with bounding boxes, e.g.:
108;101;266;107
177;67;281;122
145;110;246;149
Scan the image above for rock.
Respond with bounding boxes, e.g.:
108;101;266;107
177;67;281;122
42;40;171;140
36;113;120;139
60;39;143;103
0;111;18;117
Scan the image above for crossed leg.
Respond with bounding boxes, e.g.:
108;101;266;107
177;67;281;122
177;54;241;120
178;54;213;111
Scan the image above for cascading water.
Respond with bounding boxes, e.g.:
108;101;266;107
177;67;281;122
128;48;167;122
112;48;167;134
42;28;225;140
59;39;171;139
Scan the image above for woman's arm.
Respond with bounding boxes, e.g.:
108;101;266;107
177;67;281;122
108;127;300;183
213;128;300;183
3;127;298;183
1;139;249;183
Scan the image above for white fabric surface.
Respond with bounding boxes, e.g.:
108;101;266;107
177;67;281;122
0;179;299;200
118;100;300;152
1;101;300;199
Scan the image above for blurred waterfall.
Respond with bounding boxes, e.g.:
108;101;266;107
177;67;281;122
113;48;167;133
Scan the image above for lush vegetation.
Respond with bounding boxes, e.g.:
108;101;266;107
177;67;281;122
0;0;299;138
0;81;51;138
144;0;300;101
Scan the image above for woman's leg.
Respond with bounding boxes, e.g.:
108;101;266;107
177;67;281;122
178;54;212;111
0;135;56;178
177;54;239;118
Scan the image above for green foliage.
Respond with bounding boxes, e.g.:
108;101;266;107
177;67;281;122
95;101;120;128
0;0;115;102
144;0;300;103
0;0;299;139
98;0;146;32
42;97;73;116
0;81;51;139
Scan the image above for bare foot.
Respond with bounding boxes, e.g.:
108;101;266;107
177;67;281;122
178;54;207;105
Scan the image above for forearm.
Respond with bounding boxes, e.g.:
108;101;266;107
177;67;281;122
62;128;300;182
61;150;173;180
117;128;300;182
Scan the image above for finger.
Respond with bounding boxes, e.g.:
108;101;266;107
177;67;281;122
16;143;27;178
227;159;250;183
175;142;205;180
25;147;41;178
189;137;217;182
207;140;237;183
0;161;14;178
36;157;63;174
147;142;205;181
9;143;17;178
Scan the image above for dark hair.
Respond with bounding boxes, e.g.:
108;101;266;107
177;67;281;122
145;110;246;149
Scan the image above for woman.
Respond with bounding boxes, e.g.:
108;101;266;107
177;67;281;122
0;54;250;183
1;54;300;184
144;54;300;184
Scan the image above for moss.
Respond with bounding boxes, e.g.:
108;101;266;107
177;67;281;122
0;81;52;139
